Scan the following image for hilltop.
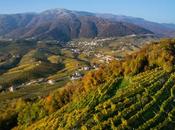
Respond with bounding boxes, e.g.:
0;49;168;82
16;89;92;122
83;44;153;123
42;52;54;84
0;9;175;42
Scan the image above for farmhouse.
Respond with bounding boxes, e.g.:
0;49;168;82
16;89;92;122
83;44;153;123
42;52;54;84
71;71;82;80
47;80;55;85
9;86;15;92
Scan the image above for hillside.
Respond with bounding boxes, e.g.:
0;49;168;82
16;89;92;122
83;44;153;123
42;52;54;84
96;14;175;37
0;35;157;93
21;68;175;130
1;9;175;41
0;38;174;130
0;9;155;41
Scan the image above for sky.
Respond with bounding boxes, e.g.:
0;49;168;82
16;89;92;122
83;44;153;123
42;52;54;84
0;0;174;24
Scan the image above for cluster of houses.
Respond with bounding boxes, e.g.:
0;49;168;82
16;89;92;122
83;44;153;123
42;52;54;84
12;54;20;58
70;71;83;80
68;37;115;47
67;38;116;55
70;49;80;54
70;65;99;80
0;65;98;93
78;66;91;71
95;53;115;63
95;53;124;63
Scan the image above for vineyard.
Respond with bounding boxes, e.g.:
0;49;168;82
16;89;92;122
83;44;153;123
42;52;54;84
0;39;174;130
17;66;175;130
8;39;175;130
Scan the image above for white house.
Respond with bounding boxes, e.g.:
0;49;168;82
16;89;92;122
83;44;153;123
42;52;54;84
26;80;37;86
82;66;90;71
70;71;82;80
38;78;44;82
47;80;55;85
9;86;15;92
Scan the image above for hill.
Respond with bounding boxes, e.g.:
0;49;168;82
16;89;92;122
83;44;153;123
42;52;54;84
0;34;157;92
96;14;175;38
1;9;175;41
0;38;174;130
0;9;154;41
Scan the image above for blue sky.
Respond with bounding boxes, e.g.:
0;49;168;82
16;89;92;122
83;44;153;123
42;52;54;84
0;0;174;23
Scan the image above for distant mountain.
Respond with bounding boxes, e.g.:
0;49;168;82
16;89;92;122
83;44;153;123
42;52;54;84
0;9;174;42
96;14;175;37
0;9;153;41
0;13;36;36
162;23;175;30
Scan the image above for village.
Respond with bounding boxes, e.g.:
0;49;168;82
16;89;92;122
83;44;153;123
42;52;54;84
0;64;99;93
0;35;155;93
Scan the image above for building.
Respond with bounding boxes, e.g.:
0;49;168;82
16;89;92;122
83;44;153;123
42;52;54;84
38;78;44;83
47;80;55;85
9;86;15;92
84;66;90;71
70;71;82;80
26;80;37;86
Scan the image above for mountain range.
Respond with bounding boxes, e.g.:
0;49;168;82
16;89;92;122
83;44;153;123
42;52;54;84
97;14;175;37
0;9;175;41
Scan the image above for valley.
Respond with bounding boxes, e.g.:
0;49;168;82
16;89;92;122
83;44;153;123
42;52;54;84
0;34;160;129
0;6;174;130
0;38;174;130
0;34;157;99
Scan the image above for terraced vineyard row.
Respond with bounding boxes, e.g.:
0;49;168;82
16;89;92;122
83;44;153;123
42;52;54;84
21;67;175;130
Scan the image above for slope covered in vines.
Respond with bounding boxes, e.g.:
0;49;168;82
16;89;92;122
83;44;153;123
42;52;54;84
13;39;175;130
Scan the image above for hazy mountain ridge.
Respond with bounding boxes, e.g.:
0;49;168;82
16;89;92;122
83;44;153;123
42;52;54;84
0;13;36;36
162;23;175;30
0;9;174;41
96;13;175;37
0;9;154;41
